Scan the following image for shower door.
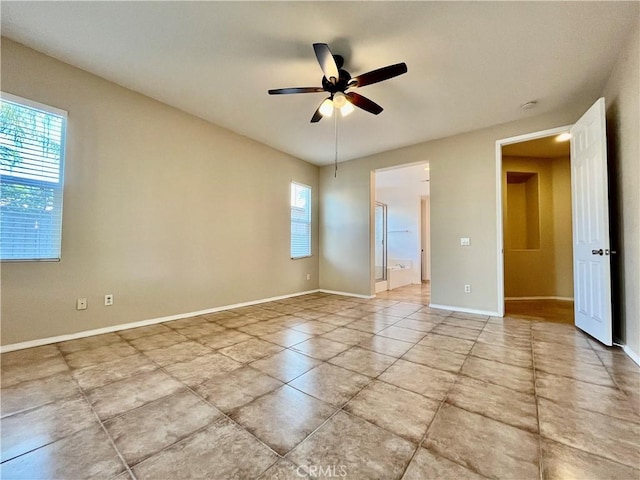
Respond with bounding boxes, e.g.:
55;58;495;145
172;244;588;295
375;202;387;282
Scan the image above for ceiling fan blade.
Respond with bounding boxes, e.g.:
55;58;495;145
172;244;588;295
313;43;339;82
351;62;408;88
310;103;324;123
268;87;325;95
345;92;383;115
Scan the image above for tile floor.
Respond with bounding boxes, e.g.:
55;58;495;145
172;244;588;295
1;284;639;479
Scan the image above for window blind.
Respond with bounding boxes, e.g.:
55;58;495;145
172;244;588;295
0;93;67;261
291;182;311;259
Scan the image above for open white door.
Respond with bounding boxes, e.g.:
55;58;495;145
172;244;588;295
570;97;612;346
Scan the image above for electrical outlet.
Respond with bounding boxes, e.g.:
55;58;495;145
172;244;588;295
104;294;114;306
464;284;471;293
460;237;470;246
76;298;87;310
306;273;311;281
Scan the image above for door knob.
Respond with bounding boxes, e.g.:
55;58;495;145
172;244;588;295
592;249;604;256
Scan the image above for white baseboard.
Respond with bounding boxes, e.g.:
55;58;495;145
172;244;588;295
318;289;375;299
429;304;500;317
505;296;574;301
623;345;640;366
0;289;321;353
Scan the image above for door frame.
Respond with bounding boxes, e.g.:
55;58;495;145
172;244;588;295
495;125;572;317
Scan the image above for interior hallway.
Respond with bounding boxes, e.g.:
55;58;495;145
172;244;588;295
1;285;638;479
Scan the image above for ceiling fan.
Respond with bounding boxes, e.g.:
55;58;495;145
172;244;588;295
268;43;408;123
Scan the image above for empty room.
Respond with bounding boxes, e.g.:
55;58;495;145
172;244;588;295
1;2;638;479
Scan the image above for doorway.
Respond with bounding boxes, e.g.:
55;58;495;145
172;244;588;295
374;201;388;283
496;126;574;321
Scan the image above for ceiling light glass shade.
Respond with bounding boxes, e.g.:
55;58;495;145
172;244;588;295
556;132;571;142
340;101;354;117
332;92;348;109
319;98;333;117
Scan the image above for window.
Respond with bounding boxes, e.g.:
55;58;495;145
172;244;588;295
291;182;311;259
0;93;67;261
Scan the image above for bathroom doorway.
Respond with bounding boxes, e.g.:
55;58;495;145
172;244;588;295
375;201;388;283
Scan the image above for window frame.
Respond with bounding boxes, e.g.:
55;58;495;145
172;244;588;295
0;91;68;262
290;181;312;260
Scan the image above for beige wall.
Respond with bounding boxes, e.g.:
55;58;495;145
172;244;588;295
319;107;583;312
1;39;319;346
601;20;640;357
502;156;573;299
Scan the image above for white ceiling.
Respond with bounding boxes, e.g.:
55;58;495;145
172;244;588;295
376;163;430;196
2;2;637;166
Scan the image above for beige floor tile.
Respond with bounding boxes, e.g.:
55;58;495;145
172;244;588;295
431;324;480;341
290;321;337;335
231;385;335;455
0;425;125;480
532;329;592;349
319;314;357;327
128;331;188;352
470;341;532;368
1;371;79;417
238;322;284;336
63;342;138;369
379;359;457;401
86;370;184;420
595;348;640;373
1;354;69;388
344;380;439;443
538;397;640;468
358;336;414;357
345;319;391;334
258;459;308;479
407;311;447;322
402;344;467;373
425;403;539;479
198;329;254;349
329;346;396;377
320;327;373;345
251;349;321;382
218;338;283;363
534;356;616;387
393;318;437;333
446;376;538;432
214;315;260;329
163;352;242;386
1;395;98;462
377;325;426;343
289;363;371;407
533;340;602;365
291;337;350;360
442;317;486;331
541;438;639;480
418;333;475;355
105;390;221;465
536;371;639;421
58;333;125;354
0;345;61;369
402;447;485;480
476;330;532;349
72;354;157;391
162;315;209;330
261;328;314;347
482;321;531;337
461;356;534;394
195;366;283;412
143;340;213;366
171;322;227;340
288;411;415;479
132;418;278;479
116;324;173;341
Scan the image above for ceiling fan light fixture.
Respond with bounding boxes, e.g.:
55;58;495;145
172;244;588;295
319;98;334;117
332;92;348;109
340;101;354;117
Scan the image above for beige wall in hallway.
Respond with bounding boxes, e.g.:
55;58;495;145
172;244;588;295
502;156;573;299
1;39;319;346
319;107;583;313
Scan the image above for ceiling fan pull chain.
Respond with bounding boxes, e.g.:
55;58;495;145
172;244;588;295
334;112;338;178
